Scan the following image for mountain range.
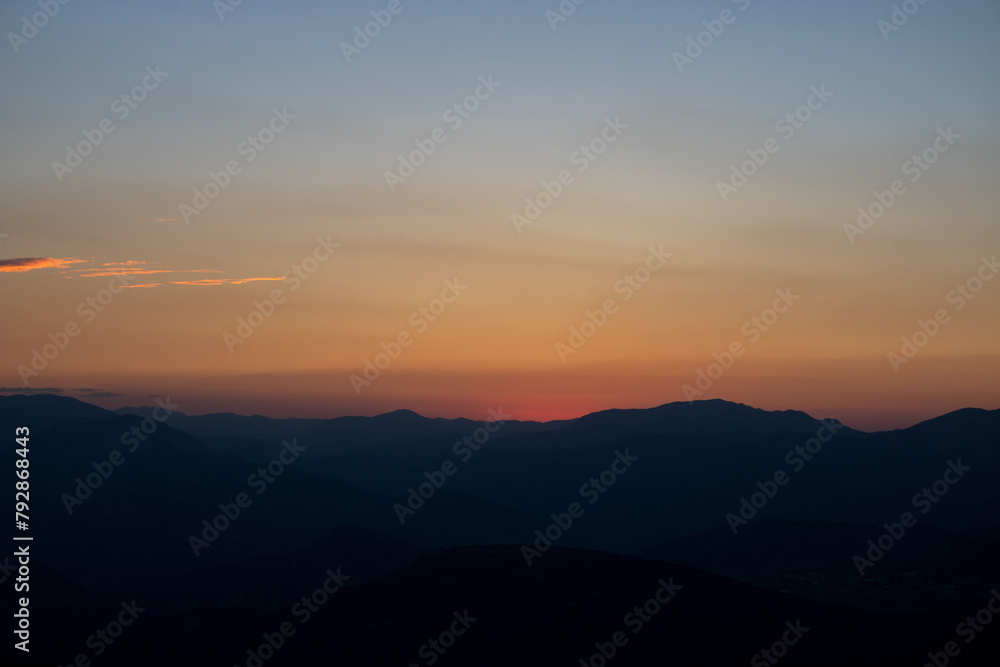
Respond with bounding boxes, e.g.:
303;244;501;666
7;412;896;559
2;394;997;666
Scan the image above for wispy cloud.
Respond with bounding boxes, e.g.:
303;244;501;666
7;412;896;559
0;387;63;394
77;268;224;278
63;260;220;278
0;257;85;273
169;277;286;286
8;257;284;287
122;276;288;288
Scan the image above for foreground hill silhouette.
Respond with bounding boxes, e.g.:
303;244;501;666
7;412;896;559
2;395;998;666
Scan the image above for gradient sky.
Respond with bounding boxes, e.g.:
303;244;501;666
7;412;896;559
1;0;998;430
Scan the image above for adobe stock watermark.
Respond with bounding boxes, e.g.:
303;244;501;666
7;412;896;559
231;567;350;667
178;106;296;224
54;600;145;666
12;546;29;653
750;620;810;667
407;610;478;667
340;0;415;63
578;578;683;667
921;589;1000;667
187;439;306;556
521;449;639;567
393;408;511;525
61;397;180;515
878;0;933;41
213;0;248;22
725;420;844;534
852;459;971;576
556;246;672;363
545;0;593;31
844;127;959;244
51;65;169;182
672;0;753;74
0;554;16;585
17;271;135;386
7;0;73;55
681;288;799;401
887;254;997;373
511;116;628;234
223;235;340;353
384;75;501;191
717;84;833;202
350;278;468;395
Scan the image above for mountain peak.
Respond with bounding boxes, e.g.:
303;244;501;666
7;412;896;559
0;393;117;430
377;408;426;420
570;398;854;444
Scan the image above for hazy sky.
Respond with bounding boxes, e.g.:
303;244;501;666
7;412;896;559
1;0;998;430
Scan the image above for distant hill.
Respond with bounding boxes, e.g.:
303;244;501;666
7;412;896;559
114;406;327;440
19;410;548;590
640;518;1000;612
872;407;1000;438
557;398;864;445
0;393;116;431
136;525;428;612
116;405;574;462
114;398;862;462
21;543;997;666
3;392;1000;667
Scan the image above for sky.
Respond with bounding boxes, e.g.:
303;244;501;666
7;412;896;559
1;0;998;431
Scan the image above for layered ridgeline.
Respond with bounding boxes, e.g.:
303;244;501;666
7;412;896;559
1;395;997;666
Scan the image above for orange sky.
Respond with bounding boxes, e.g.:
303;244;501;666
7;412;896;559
1;1;998;432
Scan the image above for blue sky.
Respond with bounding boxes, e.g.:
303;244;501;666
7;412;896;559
1;0;998;428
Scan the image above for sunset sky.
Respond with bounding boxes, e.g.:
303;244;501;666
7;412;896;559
1;0;998;430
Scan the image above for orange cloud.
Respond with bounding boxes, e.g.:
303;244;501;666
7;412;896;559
77;269;224;278
0;257;85;273
61;261;229;278
169;277;286;286
11;257;283;287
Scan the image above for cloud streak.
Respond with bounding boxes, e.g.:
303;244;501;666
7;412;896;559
168;277;286;286
0;257;85;273
0;387;63;394
12;258;282;286
119;277;286;288
76;269;225;278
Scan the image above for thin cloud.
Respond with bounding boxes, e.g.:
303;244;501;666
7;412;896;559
169;277;286;286
122;277;286;288
13;257;283;287
77;269;224;278
0;387;63;394
0;257;85;273
69;260;197;277
85;391;120;398
62;261;228;280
